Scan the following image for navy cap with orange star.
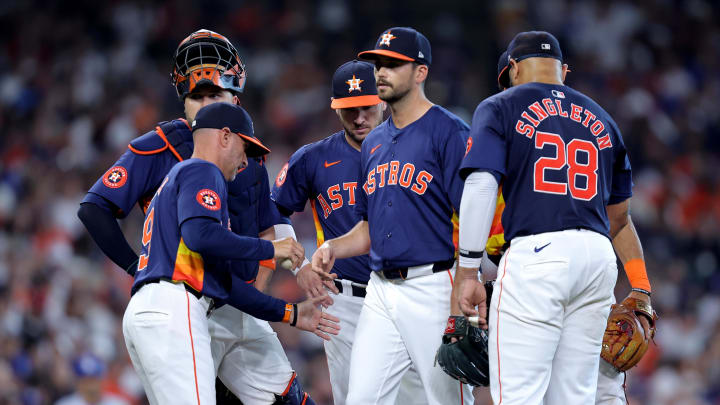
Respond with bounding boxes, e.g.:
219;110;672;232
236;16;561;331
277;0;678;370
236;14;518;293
330;60;383;109
358;27;431;66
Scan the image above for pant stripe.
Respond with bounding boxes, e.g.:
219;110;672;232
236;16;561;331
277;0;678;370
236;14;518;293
446;269;454;286
496;247;511;404
459;381;464;404
186;291;201;405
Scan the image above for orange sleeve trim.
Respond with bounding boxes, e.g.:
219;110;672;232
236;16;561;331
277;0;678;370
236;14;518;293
128;143;169;155
282;303;293;323
259;259;276;270
624;258;651;292
155;126;184;162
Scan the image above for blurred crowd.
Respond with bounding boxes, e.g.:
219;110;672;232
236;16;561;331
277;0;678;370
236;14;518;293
0;0;718;404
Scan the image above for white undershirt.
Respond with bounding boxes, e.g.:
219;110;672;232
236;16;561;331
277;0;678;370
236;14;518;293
458;171;499;270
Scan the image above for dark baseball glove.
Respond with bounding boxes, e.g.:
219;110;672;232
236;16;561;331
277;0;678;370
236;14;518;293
601;297;658;372
435;281;493;387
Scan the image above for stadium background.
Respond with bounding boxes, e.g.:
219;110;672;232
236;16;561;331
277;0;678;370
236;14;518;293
1;0;719;404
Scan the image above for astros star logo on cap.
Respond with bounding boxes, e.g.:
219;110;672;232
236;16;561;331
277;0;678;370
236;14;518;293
379;31;396;46
346;75;364;92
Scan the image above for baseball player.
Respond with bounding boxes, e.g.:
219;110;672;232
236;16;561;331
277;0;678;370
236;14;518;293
497;46;640;405
454;31;654;404
123;102;338;404
310;27;474;404
77;30;323;404
271;60;425;405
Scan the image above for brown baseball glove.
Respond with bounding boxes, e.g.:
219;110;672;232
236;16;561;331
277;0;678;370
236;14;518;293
601;297;658;372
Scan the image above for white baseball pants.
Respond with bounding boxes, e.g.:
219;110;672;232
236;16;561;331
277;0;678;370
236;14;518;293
123;280;215;405
346;268;473;405
208;304;295;404
323;279;427;405
489;229;617;405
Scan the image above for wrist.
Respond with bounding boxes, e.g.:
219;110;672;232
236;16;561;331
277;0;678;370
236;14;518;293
292;258;310;276
624;258;651;292
282;303;293;323
290;303;298;326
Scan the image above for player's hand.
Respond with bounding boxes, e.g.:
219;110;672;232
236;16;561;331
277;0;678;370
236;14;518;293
311;242;338;282
296;263;335;306
627;290;652;338
272;237;305;270
458;279;488;330
294;296;341;341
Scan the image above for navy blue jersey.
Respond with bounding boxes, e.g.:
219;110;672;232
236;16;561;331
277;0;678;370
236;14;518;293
133;159;231;300
356;106;469;271
82;119;284;281
271;131;369;284
460;83;633;241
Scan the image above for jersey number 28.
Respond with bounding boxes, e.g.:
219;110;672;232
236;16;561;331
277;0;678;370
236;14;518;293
533;131;598;201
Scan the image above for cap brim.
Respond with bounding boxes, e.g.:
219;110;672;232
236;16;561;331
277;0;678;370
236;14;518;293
358;50;415;62
238;133;271;157
331;95;383;109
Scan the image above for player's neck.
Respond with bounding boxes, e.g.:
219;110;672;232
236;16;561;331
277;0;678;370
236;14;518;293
343;132;362;151
191;149;225;177
388;89;433;129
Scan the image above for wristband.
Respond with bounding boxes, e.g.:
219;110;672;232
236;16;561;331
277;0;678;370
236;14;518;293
259;259;276;271
624;258;651;292
458;249;483;270
290;303;298;326
292;257;310;276
282;303;293;323
631;288;651;297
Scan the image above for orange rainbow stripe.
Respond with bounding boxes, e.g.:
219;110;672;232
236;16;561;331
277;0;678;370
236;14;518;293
172;238;205;292
310;201;325;247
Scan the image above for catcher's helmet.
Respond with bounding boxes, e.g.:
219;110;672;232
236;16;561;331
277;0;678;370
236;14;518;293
171;29;247;100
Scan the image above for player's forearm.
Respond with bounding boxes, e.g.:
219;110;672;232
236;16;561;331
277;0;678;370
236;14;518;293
181;217;274;261
607;199;650;292
458;171;499;272
274;223;310;274
77;202;139;274
326;220;370;259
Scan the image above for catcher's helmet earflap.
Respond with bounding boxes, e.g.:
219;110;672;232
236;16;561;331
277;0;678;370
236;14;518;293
171;29;247;100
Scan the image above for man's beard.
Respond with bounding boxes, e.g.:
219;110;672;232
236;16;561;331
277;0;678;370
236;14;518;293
378;82;411;104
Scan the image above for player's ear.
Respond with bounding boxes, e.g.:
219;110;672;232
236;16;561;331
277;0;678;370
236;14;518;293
219;127;232;147
561;63;569;83
232;94;241;106
415;64;428;84
509;59;519;86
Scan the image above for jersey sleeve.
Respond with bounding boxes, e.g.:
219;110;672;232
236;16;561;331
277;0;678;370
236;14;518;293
459;99;507;180
608;122;633;205
354;146;369;221
441;120;471;211
271;147;311;213
83;149;164;218
177;164;227;225
258;164;290;230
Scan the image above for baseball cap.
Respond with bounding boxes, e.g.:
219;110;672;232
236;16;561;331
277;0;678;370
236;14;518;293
72;353;105;378
506;31;563;63
358;27;431;66
330;60;383;109
497;50;510;90
191;102;270;157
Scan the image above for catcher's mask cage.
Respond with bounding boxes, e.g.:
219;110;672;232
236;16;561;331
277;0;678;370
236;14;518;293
172;29;247;100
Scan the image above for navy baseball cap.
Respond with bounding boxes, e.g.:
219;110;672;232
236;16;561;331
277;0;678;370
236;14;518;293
358;27;431;66
191;102;270;157
507;31;563;63
497;50;510;90
330;60;382;109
